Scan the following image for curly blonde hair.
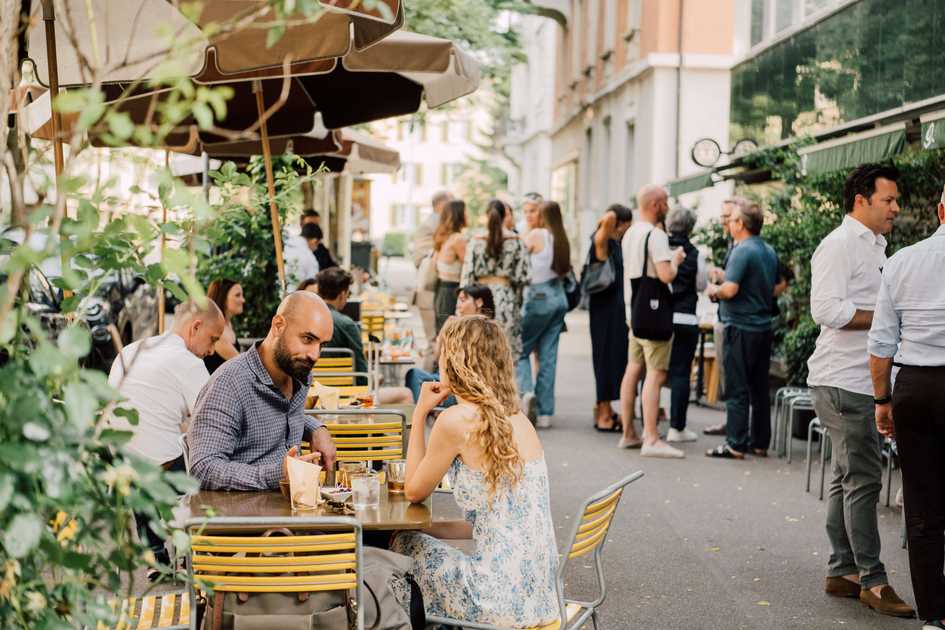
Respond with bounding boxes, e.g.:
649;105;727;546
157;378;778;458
437;315;523;498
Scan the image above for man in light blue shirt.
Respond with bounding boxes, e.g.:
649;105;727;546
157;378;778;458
869;186;945;629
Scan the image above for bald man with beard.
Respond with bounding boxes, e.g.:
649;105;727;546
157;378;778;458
189;292;337;490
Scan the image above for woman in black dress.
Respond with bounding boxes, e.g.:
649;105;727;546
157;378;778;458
588;204;633;431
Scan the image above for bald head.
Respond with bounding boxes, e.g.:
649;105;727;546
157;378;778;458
636;184;669;224
265;291;334;382
276;290;331;324
172;298;225;358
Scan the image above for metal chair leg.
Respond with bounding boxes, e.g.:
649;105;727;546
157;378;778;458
900;504;908;550
805;418;817;493
819;431;830;501
591;609;600;630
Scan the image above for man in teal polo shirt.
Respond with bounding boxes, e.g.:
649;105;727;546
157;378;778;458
705;199;779;459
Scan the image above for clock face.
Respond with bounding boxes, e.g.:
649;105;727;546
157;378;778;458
691;138;721;167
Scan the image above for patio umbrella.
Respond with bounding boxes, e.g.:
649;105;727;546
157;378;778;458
23;0;404;292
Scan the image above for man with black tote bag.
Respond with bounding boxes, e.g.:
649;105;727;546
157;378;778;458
619;184;686;458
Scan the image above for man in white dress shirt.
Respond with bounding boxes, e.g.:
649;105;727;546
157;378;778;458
869;184;945;630
807;164;913;618
109;299;224;573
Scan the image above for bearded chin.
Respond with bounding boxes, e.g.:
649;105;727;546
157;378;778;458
274;338;313;382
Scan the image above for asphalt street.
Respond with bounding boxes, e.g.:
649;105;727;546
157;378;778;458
539;310;914;630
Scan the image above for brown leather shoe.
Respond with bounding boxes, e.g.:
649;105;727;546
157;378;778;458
825;576;860;598
859;585;916;618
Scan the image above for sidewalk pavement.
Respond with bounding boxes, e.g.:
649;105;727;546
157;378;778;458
543;311;914;629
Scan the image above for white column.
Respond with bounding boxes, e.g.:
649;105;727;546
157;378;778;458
336;172;354;268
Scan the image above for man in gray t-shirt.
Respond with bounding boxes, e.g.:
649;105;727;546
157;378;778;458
706;200;778;459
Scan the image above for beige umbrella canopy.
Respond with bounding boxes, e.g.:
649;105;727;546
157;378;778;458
25;0;404;87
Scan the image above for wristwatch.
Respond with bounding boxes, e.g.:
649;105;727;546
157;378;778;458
873;395;892;405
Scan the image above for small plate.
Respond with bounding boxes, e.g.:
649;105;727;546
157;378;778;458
320;486;352;503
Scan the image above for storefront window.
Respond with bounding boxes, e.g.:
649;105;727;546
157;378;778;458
732;0;945;146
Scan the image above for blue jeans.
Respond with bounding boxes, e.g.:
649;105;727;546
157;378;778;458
516;279;567;416
405;368;456;408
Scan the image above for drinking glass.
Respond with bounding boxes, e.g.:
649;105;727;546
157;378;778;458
337;461;367;488
386;459;407;494
351;472;380;509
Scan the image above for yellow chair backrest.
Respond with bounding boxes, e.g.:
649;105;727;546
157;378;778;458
103;592;190;630
361;313;385;342
313;356;356;386
566;486;623;560
190;530;358;594
326;420;404;463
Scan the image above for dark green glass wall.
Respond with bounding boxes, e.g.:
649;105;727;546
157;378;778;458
731;0;945;145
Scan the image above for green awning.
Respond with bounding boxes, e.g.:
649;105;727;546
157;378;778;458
666;172;713;197
921;110;945;151
798;123;907;176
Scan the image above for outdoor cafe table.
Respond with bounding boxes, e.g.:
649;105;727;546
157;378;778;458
174;485;432;531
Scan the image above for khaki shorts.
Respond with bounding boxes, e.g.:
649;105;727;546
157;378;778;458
628;332;673;372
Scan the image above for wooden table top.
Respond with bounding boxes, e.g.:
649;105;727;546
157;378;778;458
174;486;432;531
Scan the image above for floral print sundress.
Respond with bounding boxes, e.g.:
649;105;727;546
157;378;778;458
392;457;559;627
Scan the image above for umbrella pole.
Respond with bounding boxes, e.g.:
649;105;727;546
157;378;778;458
40;0;64;177
158;151;169;335
253;80;286;294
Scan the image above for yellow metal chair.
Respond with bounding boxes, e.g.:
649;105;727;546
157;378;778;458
185;516;364;630
306;409;407;464
426;471;644;630
360;313;385;344
100;592;190;629
313;356;357;386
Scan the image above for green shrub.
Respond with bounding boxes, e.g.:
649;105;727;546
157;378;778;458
696;145;945;385
381;232;408;257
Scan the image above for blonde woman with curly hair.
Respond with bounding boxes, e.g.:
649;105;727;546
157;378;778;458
392;315;558;627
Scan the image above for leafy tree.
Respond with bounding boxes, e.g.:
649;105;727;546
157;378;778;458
196;156;317;337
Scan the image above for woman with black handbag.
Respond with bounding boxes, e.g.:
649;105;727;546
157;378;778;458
584;204;633;431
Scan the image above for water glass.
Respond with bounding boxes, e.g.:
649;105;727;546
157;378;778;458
386;459;407;493
351;472;380;509
337;461;367;488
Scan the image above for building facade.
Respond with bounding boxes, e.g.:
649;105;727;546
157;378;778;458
367;102;492;239
505;0;736;256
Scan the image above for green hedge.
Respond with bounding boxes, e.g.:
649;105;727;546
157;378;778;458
696;145;945;385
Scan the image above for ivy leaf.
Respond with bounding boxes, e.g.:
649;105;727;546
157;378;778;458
29;343;67;379
4;513;44;559
113;406;139;427
106;112;135;140
23;422;51;442
192;102;213;130
58;326;91;359
99;429;133;446
63;382;97;431
0;475;14;513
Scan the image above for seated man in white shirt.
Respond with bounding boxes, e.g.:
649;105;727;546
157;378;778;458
108;298;224;575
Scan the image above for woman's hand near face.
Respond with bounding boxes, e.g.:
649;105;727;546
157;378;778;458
417;381;452;414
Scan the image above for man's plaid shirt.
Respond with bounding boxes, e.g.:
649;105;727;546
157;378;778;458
188;343;321;490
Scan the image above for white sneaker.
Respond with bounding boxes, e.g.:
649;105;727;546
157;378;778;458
895;487;904;508
535;415;552;429
667;428;698;443
522;393;538;425
641;441;685;459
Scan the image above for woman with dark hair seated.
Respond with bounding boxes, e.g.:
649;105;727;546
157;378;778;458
405;284;495;406
203;278;245;374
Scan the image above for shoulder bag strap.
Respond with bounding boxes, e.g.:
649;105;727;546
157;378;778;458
641;230;652;277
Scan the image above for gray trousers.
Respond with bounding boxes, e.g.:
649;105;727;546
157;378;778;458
811;386;888;588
